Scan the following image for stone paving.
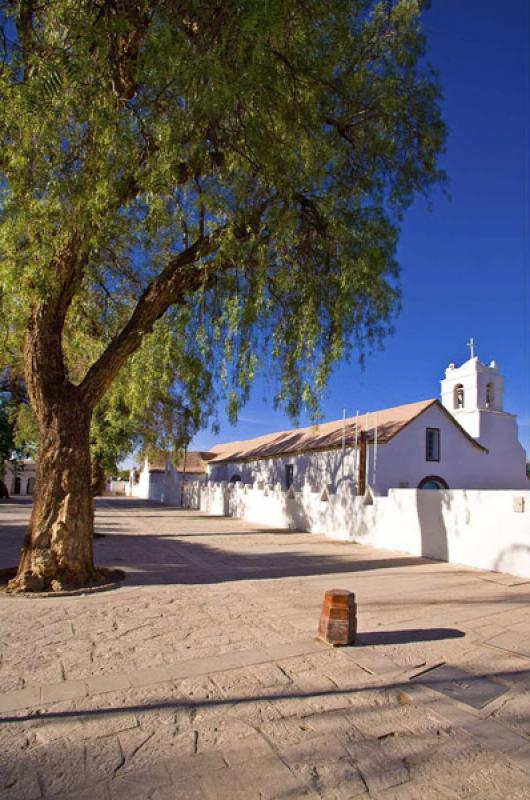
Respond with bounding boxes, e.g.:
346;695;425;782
0;497;530;799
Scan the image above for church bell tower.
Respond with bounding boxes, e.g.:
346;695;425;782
441;340;511;446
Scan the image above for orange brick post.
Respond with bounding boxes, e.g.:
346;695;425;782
318;589;357;646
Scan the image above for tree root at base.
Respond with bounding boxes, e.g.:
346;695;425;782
3;566;124;595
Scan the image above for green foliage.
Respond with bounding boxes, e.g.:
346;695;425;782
0;374;35;467
0;402;15;468
90;372;198;475
0;0;446;424
90;395;135;477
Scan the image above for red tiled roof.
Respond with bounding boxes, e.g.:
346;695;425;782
173;451;214;474
147;451;215;474
208;399;486;463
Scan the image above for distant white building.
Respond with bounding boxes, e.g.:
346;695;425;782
206;353;529;495
3;460;36;496
127;451;213;504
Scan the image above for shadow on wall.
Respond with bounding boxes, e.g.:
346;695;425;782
229;484;343;535
228;485;305;530
494;544;530;577
416;490;449;562
301;449;356;493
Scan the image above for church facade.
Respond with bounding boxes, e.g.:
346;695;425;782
206;354;529;495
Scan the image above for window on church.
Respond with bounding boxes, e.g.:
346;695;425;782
454;384;464;409
426;428;440;462
486;382;494;408
285;464;294;489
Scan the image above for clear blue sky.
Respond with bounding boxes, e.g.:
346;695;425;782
191;1;529;456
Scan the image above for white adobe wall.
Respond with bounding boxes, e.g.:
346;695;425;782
161;467;208;506
146;472;165;502
196;481;530;579
209;450;358;492
108;479;128;495
181;481;202;509
357;489;530;578
127;462;209;505
160;463;181;505
199;481;230;515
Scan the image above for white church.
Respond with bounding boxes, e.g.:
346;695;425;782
132;349;528;502
206;351;528;494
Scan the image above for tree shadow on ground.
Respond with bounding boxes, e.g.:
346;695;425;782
93;529;431;586
169;530;319;538
94;499;438;585
97;498;181;511
92;528;530;601
2;665;528;727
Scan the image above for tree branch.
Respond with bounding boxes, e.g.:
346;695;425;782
79;229;224;409
79;194;269;409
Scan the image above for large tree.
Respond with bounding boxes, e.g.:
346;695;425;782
0;0;445;592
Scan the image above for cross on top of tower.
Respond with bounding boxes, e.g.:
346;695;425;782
467;337;475;359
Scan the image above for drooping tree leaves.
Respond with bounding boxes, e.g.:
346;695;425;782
0;0;446;425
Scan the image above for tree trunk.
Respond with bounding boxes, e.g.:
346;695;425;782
8;393;96;592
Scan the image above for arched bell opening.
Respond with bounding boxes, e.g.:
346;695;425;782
454;383;465;409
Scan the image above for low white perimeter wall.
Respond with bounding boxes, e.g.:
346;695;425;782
193;482;530;579
108;479;128;495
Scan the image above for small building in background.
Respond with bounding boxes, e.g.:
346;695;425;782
126;451;214;504
3;460;37;496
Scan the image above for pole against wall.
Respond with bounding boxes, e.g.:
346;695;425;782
180;444;188;508
354;409;359;483
341;408;346;481
365;413;370;488
358;430;367;496
373;413;378;488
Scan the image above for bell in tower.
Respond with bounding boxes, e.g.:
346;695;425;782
440;342;509;444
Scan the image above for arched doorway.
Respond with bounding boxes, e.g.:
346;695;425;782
418;475;449;490
13;476;21;495
229;474;242;484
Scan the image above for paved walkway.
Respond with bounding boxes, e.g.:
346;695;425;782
0;497;530;799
